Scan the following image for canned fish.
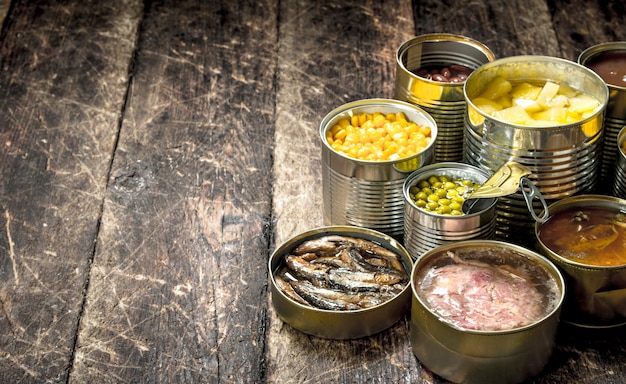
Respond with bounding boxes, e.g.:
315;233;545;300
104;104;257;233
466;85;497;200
463;55;609;244
395;34;495;162
410;240;565;384
269;225;414;339
578;42;626;191
403;162;497;258
320;99;438;238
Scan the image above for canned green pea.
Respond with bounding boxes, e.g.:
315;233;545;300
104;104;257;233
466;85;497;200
403;162;498;258
408;174;481;216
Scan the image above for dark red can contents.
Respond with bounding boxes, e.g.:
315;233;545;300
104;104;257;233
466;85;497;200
584;50;626;87
413;64;473;83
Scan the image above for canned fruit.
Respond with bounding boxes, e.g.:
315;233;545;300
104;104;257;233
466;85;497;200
409;174;480;215
325;111;432;161
413;64;473;83
621;138;626;156
471;78;602;126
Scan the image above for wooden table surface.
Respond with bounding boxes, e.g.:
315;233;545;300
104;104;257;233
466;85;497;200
0;0;625;382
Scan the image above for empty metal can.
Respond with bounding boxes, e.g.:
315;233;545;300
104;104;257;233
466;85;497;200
578;42;626;191
395;34;495;162
320;99;438;238
463;56;609;244
612;126;626;198
403;162;497;258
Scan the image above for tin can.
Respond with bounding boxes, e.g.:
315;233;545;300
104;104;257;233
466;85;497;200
578;42;626;191
320;99;438;238
394;34;495;162
535;195;626;328
402;162;497;259
613;126;626;198
463;55;609;244
269;225;413;339
410;240;565;384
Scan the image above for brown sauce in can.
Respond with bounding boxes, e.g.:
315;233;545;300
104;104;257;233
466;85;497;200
584;51;626;87
538;206;626;267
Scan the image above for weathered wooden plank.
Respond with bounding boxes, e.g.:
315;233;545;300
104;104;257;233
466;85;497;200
411;0;561;58
268;1;429;383
70;0;278;382
550;0;626;60
0;0;10;29
0;0;141;382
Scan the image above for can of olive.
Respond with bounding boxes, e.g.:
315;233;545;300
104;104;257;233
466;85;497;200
402;162;497;259
394;34;495;162
320;99;438;239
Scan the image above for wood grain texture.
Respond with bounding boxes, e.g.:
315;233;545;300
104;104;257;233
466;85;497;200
0;0;624;383
549;0;626;60
70;0;277;382
411;0;560;58
0;0;141;381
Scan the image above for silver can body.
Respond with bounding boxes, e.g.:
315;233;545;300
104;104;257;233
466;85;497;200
410;240;565;384
402;162;497;259
463;56;609;244
578;42;626;190
613;126;626;198
320;99;438;238
395;34;495;162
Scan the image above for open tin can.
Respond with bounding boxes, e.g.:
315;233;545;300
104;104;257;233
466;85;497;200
535;195;626;328
402;162;497;259
463;55;609;244
578;42;626;191
395;33;495;162
410;240;565;384
269;225;413;339
320;98;437;238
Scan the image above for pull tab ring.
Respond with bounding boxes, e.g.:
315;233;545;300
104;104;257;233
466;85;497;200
519;177;549;224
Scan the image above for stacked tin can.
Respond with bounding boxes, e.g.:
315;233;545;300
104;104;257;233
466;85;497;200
614;126;626;198
402;162;497;258
463;56;609;244
394;34;495;162
320;99;438;238
578;42;626;193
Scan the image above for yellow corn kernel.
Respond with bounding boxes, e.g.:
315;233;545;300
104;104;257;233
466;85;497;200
338;118;350;129
361;119;375;130
372;113;386;128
